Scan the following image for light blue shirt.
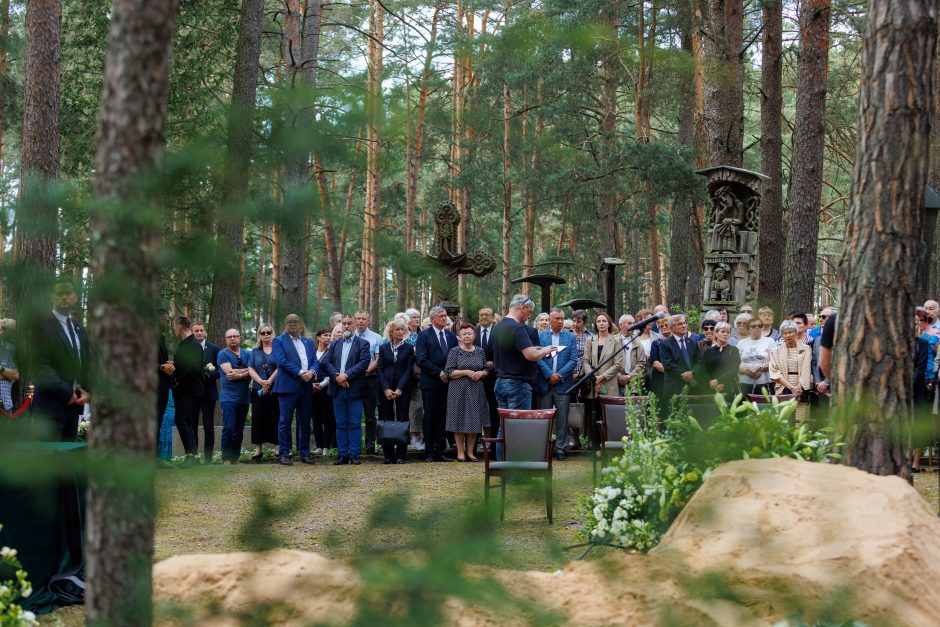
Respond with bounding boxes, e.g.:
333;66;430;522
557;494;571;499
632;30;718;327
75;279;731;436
356;328;383;357
340;337;354;374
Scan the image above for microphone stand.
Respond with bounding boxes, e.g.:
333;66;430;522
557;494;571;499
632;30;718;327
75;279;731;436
563;330;644;396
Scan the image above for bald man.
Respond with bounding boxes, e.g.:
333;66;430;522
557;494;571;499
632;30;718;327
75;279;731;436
925;300;940;331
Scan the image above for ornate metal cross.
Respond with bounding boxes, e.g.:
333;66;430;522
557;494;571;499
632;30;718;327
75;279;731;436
425;202;497;312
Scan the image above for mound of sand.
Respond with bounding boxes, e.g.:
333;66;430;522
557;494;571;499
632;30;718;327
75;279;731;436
153;458;940;626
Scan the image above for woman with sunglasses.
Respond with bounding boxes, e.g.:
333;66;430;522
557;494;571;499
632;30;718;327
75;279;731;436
248;323;280;461
736;316;777;396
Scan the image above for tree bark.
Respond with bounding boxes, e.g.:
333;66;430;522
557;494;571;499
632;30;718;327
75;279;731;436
0;0;10;170
598;1;622;260
13;0;61;320
702;0;744;167
834;0;937;478
758;0;784;303
313;152;342;310
501;80;512;311
85;0;178;623
207;0;263;341
667;3;696;309
921;40;940;299
278;0;322;320
360;0;383;318
783;0;831;313
401;5;440;310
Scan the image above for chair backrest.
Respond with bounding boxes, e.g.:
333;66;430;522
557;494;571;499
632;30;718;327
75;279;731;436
599;395;650;441
497;408;555;462
675;395;722;428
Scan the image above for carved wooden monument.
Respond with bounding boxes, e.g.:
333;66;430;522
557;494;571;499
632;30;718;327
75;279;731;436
426;202;497;317
696;166;768;312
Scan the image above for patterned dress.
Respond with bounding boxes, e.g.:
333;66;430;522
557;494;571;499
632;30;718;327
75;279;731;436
444;346;490;433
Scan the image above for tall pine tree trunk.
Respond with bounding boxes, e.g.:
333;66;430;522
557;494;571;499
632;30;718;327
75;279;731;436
597;2;622;260
207;0;263;340
402;5;440;310
501;80;512;310
313;152;342;310
85;0;178;623
667;8;695;308
13;0;61;321
783;0;831;313
758;0;784;303
360;0;383;317
834;0;937;478
0;0;10;170
703;0;743;167
278;0;322;320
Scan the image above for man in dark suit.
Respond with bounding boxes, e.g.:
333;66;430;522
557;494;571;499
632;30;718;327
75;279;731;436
191;321;221;463
272;313;318;466
659;314;702;407
30;279;91;441
474;306;499;441
171;315;204;462
415;305;458;462
320;314;371;465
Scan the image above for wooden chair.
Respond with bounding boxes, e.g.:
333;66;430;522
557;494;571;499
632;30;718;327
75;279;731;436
482;408;556;524
675;394;723;428
594;395;649;485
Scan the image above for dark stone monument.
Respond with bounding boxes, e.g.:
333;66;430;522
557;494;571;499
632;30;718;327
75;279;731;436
426;202;497;319
696;166;768;312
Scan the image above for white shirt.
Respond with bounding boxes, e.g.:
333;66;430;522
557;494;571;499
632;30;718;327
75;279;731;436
622;336;633;374
52;308;81;356
316;349;328;386
290;334;308;372
551;331;560;371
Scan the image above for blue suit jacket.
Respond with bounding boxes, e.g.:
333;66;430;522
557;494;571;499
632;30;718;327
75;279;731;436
272;332;318;395
536;329;578;393
319;335;371;399
415;326;458;389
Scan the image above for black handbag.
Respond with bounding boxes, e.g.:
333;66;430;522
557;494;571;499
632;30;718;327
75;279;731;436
377;419;409;446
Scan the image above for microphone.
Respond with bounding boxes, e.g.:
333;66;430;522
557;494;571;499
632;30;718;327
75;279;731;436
626;310;667;332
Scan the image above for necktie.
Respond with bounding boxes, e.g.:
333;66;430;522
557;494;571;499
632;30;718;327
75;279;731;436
67;317;80;361
439;330;448;354
482;328;488;350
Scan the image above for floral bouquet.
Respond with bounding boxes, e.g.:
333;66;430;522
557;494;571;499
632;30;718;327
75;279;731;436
204;363;216;375
0;528;37;626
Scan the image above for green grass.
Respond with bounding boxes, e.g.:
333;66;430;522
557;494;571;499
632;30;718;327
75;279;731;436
153;454;593;570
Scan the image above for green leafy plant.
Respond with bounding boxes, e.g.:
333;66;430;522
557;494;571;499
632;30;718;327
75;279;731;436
0;526;37;626
580;394;843;551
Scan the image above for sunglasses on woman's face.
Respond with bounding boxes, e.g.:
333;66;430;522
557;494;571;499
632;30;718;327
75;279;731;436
259;331;272;336
749;324;763;329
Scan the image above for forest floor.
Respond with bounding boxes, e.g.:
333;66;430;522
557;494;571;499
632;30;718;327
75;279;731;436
37;458;940;625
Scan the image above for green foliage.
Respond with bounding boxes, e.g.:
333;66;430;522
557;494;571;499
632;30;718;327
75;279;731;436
0;527;36;626
580;394;843;551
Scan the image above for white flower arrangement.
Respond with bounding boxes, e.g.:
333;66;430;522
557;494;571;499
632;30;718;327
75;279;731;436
0;525;38;626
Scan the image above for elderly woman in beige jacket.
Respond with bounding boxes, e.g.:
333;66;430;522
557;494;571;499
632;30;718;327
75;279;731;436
769;320;812;400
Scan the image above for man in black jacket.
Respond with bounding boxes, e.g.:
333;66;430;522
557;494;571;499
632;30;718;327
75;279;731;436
172;315;204;463
659;314;702;406
30;280;91;441
192;321;221;462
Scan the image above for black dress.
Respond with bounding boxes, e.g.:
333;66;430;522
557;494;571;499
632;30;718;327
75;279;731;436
249;347;279;445
444;346;489;433
701;344;741;397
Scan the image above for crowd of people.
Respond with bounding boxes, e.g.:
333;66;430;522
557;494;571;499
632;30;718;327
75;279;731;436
146;294;852;466
8;278;937;471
